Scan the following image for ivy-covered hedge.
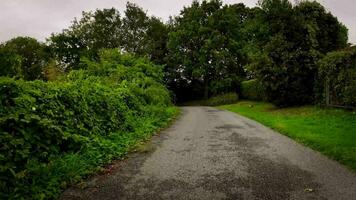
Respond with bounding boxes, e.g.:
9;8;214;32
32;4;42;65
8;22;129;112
0;50;177;199
240;79;267;101
318;47;356;107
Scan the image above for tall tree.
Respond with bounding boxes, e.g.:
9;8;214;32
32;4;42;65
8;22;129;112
295;1;348;53
166;0;248;100
251;0;348;106
145;17;169;65
49;4;168;69
0;45;23;78
121;2;150;55
0;37;48;80
49;8;122;70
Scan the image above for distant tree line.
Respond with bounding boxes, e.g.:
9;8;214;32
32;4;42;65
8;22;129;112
0;0;353;106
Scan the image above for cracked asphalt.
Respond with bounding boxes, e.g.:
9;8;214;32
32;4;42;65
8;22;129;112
61;107;356;200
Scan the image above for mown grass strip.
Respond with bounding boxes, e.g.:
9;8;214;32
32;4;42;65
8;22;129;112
219;101;356;171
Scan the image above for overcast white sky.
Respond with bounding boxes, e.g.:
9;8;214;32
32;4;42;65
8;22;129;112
0;0;355;44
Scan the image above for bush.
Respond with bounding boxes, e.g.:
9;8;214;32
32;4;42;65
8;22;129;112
318;47;356;107
0;50;176;199
240;79;267;101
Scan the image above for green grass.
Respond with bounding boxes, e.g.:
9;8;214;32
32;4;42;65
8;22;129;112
219;101;356;171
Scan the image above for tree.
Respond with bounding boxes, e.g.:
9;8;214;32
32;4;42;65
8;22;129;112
0;37;48;80
49;4;168;70
49;8;122;70
251;0;348;106
121;2;169;64
295;1;348;53
166;0;248;100
0;45;23;78
145;17;169;65
121;2;150;55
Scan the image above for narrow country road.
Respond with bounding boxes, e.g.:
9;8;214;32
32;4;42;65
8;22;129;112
61;107;356;200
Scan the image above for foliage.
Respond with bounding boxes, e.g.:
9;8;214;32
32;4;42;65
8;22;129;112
220;101;356;171
251;0;316;106
0;37;49;80
249;0;348;107
0;50;176;199
240;79;267;101
43;60;65;81
49;3;168;70
49;8;122;70
166;0;248;101
145;17;170;65
318;47;356;107
0;46;23;79
295;1;348;53
121;2;150;55
118;3;169;65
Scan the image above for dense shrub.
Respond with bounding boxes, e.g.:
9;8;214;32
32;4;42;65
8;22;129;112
240;79;267;101
0;50;176;199
318;47;356;107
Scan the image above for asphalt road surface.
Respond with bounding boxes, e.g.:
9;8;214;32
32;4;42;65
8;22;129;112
61;107;356;200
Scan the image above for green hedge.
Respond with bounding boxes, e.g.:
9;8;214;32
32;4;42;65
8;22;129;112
204;93;239;106
183;92;239;106
240;79;267;101
318;47;356;107
0;50;176;199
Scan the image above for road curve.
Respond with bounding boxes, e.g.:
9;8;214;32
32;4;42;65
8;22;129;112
61;107;356;200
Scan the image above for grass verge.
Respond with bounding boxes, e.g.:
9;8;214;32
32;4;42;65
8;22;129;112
219;101;356;171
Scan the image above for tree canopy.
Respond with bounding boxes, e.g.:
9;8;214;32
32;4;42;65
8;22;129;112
0;37;48;80
48;3;168;71
247;0;348;106
166;0;249;100
49;8;122;70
